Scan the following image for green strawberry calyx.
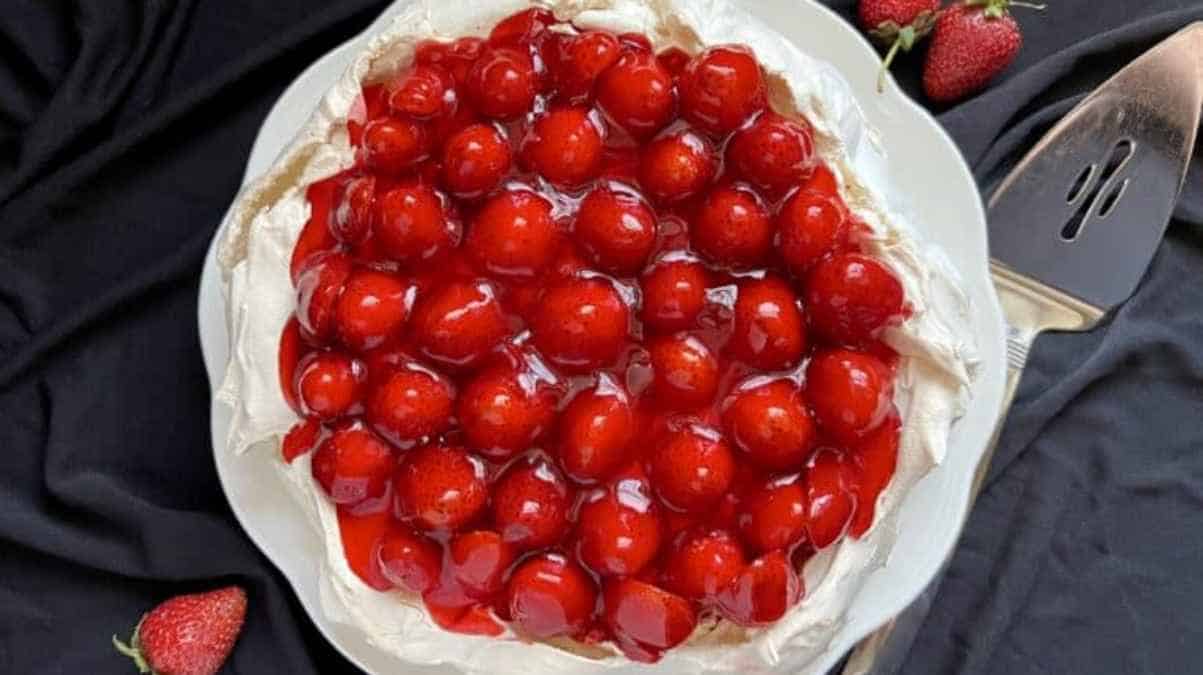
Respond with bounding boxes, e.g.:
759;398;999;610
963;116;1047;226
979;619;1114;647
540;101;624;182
965;0;1047;19
112;616;153;674
871;10;939;92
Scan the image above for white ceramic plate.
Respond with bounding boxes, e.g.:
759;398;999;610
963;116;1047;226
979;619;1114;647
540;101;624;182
198;2;1007;673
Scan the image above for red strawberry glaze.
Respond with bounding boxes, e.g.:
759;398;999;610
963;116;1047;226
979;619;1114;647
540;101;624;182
331;175;376;245
722;378;817;472
557;377;636;483
488;7;556;47
491;454;573;549
574;183;658;276
648;423;735;512
361;117;431;174
554;30;621;102
334;269;410;351
737;477;809;553
506;552;597;639
338;505;395;592
602;578;697;662
346;84;390;148
441;123;512;199
647;333;719;410
639;257;710;332
387;64;457;121
378;525;442;594
417;38;486;87
276;9;917;656
804;447;857;548
374;182;460;264
295;251;353;342
448;530;515;599
576;468;664;577
691;184;774;268
366;364;455;449
662;527;746;601
726;111;816;195
638;126;717;203
295;351;366;420
458;364;557;459
520;106;605;187
596;50;676;140
805;253;906;345
848;406;901;538
467;47;538;120
530;276;630;373
806;348;894;444
311;425;394;507
679;45;767;135
467;188;558;278
409;279;511;369
801;163;840;197
656;47;690;78
282;418;323;464
717;550;803;626
729;276;808;371
777;189;849;273
278;318;305;412
395;445;489;532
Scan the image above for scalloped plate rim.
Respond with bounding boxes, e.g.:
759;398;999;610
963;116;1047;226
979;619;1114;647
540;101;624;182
197;1;1007;673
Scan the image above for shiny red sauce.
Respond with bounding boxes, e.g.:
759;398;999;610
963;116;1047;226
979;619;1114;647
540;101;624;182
275;6;907;662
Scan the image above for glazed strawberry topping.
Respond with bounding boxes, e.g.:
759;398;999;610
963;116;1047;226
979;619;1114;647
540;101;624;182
441;123;512;199
279;8;909;663
596;50;676;140
639;257;709;332
491;454;573;549
723;379;818;472
506;552;597;638
457;364;557;459
716;550;803;626
467;188;558;278
335;269;410;351
678;45;767;135
295;351;366;420
576;469;664;577
648;424;735;512
520;106;605;187
573;183;658;275
662;527;747;601
556;377;635;483
647;333;719;410
777;188;849;273
726;111;816;194
377;525;443;594
602;578;698;662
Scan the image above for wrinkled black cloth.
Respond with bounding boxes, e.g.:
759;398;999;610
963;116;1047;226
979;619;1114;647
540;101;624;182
1;2;1200;674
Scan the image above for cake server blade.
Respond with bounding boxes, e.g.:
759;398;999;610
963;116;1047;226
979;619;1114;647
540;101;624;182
987;23;1203;310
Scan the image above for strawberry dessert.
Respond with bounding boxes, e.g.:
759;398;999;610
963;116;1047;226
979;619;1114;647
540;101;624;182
217;0;977;671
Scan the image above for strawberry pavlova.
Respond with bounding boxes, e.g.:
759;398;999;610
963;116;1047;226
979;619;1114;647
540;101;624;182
215;0;978;672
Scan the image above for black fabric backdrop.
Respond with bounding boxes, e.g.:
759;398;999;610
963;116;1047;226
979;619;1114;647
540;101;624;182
1;1;1201;673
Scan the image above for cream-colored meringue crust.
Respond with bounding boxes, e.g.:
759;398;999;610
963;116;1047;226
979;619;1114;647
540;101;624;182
215;1;979;673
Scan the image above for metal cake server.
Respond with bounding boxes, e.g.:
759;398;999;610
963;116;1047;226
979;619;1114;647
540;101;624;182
844;21;1203;675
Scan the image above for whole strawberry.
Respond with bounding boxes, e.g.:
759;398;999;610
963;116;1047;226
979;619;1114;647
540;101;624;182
923;0;1043;103
858;0;941;91
113;586;247;675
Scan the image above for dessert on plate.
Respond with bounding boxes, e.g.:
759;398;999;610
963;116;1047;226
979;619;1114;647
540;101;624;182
216;0;978;671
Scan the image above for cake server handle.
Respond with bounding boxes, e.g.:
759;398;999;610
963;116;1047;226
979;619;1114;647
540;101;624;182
968;262;1103;492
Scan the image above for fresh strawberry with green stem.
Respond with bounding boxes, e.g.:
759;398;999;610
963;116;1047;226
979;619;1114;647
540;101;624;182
113;586;247;675
858;0;941;92
922;0;1045;103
